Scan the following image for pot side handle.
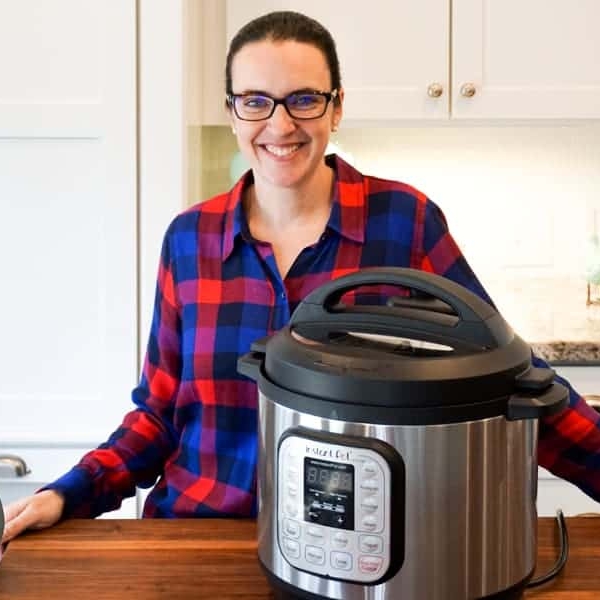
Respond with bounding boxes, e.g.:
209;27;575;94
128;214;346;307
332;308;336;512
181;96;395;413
237;351;263;382
507;382;569;420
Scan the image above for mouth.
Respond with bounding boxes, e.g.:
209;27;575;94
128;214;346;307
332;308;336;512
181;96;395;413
261;143;304;158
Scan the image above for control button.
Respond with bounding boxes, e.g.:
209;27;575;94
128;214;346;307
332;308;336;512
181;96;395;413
305;545;325;565
306;525;325;544
359;535;383;554
360;478;379;493
286;467;299;482
359;555;383;574
287;482;298;497
362;461;379;476
360;496;378;512
283;518;300;539
361;515;378;531
331;551;353;571
332;532;350;549
285;502;298;517
282;537;300;559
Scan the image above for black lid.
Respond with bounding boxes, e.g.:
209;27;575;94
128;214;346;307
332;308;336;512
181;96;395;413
238;268;568;424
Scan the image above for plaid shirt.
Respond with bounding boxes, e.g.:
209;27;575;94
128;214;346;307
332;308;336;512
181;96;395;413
47;154;600;517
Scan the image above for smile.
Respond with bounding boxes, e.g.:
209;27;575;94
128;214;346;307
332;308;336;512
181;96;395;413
263;143;302;157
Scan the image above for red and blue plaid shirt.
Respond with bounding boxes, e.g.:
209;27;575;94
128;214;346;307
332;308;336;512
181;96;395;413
48;154;600;517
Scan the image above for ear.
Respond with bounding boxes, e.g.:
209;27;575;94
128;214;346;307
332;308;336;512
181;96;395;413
224;96;237;134
332;87;344;131
227;111;237;135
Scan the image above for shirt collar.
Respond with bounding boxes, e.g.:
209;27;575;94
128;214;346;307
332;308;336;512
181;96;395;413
221;154;366;261
325;153;366;244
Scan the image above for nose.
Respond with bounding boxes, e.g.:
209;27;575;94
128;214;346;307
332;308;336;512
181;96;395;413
268;103;297;135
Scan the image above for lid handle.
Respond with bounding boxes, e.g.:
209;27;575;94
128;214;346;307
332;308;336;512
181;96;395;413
290;267;511;350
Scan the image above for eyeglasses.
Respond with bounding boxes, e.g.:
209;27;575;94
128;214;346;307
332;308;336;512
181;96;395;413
226;89;338;121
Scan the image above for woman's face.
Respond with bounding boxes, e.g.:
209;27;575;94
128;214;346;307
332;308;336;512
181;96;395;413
228;39;343;191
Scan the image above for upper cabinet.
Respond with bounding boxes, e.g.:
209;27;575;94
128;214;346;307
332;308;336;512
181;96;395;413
453;0;600;119
196;0;600;124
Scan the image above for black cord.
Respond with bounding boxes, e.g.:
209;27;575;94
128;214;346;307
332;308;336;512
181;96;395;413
527;508;569;588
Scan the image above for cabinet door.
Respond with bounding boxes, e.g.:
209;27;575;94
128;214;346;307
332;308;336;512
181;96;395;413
0;1;137;444
224;0;449;122
453;0;600;118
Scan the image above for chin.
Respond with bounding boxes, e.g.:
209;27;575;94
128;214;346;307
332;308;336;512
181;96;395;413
258;164;309;189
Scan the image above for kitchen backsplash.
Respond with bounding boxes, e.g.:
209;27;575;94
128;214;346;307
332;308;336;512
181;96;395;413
195;123;600;362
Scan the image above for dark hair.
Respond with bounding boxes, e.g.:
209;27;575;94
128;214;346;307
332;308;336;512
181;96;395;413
225;11;341;102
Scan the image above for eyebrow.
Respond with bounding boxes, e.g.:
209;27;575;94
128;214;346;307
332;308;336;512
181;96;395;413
232;88;325;97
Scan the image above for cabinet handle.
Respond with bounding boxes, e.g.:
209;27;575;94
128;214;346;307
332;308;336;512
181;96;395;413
460;83;477;98
427;83;444;98
0;454;30;477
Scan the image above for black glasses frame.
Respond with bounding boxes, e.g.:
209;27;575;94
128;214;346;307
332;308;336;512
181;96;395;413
226;89;338;121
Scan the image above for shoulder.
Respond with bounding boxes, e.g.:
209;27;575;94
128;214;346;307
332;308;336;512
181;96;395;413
166;191;230;235
364;173;429;202
334;155;431;204
361;172;443;223
160;190;232;257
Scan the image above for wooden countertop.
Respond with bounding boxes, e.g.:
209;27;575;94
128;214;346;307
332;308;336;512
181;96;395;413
0;517;599;599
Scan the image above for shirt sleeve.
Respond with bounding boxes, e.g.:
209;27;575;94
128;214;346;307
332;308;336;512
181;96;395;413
417;198;600;503
42;227;181;518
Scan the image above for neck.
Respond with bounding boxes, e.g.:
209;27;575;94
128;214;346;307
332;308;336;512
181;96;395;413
245;162;334;231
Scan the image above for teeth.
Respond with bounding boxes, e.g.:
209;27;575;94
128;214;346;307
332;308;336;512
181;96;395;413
264;144;301;157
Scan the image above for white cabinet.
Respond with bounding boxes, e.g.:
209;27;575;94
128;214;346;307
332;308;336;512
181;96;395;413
198;0;600;123
453;0;600;119
0;1;137;444
0;0;139;518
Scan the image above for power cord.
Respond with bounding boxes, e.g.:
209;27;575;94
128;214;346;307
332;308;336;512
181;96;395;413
526;508;569;588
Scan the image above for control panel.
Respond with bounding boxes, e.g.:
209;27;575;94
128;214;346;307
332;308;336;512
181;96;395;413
277;433;393;583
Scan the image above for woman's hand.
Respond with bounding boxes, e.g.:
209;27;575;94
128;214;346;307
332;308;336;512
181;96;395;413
1;490;65;545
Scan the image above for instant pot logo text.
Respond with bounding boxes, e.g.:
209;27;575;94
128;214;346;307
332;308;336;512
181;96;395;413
305;445;351;462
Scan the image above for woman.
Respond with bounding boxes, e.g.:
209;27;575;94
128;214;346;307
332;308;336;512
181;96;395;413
2;10;599;544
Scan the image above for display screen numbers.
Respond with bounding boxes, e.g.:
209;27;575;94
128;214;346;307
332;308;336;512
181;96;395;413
306;463;353;492
304;457;355;530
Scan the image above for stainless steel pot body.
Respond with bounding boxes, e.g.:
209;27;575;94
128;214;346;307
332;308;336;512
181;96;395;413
258;392;538;600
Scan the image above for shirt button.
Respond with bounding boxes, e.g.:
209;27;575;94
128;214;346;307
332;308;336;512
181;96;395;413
281;292;286;299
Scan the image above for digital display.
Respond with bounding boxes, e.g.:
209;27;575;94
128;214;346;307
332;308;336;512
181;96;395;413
304;457;354;530
306;464;353;492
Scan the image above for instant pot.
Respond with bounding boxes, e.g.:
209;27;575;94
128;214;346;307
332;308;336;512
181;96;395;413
238;268;568;600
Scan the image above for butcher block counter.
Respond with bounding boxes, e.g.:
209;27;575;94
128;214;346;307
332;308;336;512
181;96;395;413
0;518;599;599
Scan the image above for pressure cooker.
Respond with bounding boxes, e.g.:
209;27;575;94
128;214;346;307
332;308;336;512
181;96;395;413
238;268;568;600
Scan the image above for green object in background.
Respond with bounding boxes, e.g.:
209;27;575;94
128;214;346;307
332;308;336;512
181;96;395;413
229;151;250;185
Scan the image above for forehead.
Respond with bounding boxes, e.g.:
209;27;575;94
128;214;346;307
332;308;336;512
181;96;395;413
230;39;332;94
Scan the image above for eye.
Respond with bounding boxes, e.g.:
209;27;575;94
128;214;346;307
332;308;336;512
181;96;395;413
287;93;321;110
240;95;271;110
